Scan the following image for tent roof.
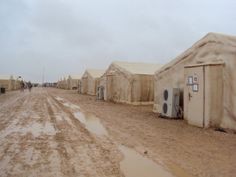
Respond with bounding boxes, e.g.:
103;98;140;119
69;75;82;80
156;32;236;75
112;61;163;75
0;75;13;80
86;69;105;78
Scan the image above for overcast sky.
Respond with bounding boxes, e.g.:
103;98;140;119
0;0;236;82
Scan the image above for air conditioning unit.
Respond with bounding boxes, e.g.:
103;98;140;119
161;88;180;118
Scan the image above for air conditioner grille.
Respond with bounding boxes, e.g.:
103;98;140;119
163;103;168;114
164;89;168;101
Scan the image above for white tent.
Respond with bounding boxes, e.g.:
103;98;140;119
0;75;15;91
153;32;236;130
81;69;105;95
67;75;81;90
57;76;68;89
98;61;163;105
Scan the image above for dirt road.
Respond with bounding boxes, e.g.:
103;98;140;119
0;88;236;177
0;88;124;177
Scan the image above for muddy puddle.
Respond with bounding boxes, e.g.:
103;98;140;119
74;111;108;136
55;96;80;110
54;97;107;136
63;102;80;110
119;145;174;177
57;98;190;177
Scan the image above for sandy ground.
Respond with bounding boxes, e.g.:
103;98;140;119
0;88;236;177
0;88;123;177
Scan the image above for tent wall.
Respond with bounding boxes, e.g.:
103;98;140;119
57;81;61;88
102;63;155;105
72;79;80;90
87;76;98;96
0;80;10;91
14;80;21;90
81;77;88;94
81;71;98;96
154;34;236;130
58;81;62;89
106;73;131;103
67;78;70;89
78;80;82;93
57;78;67;89
87;75;95;95
0;78;15;91
67;77;79;90
131;75;154;104
104;63;131;103
62;79;67;89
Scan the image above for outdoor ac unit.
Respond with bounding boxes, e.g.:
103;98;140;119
161;88;180;118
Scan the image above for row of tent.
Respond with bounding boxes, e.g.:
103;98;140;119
57;75;82;90
0;75;22;91
57;33;236;130
57;62;162;104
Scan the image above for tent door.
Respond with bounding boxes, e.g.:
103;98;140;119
100;87;104;100
82;78;88;94
97;86;104;100
184;66;205;127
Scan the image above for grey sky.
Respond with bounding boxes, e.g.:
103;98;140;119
0;0;236;82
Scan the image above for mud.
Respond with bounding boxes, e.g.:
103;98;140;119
73;111;108;136
119;145;174;177
0;89;123;177
1;88;236;177
49;88;236;177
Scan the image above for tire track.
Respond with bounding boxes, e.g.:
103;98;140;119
47;92;124;177
0;88;124;177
